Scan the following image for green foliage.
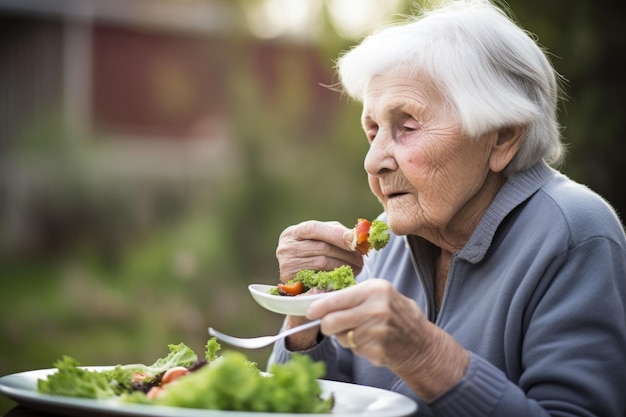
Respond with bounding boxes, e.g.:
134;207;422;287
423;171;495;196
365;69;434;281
508;0;626;214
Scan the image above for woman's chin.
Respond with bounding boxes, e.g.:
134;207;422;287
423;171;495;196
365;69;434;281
385;213;413;237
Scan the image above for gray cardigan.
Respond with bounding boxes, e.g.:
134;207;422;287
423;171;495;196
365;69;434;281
269;162;626;417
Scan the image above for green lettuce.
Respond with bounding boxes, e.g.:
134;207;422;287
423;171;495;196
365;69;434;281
270;265;357;296
37;342;199;399
124;342;197;380
295;265;356;291
126;352;333;413
368;219;391;250
37;356;117;399
37;339;333;413
205;338;220;361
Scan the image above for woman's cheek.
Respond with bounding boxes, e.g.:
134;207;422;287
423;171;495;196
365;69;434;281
368;175;384;202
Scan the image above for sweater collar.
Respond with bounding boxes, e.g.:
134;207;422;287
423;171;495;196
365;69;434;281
405;161;556;263
458;161;555;263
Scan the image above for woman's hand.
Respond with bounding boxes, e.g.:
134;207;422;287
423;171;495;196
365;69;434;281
276;220;364;283
276;220;364;350
307;279;470;403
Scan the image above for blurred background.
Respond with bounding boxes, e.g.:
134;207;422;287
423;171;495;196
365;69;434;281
0;0;624;413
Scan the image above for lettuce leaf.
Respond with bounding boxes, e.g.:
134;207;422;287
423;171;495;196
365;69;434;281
37;339;333;414
368;219;391;250
294;265;356;291
37;342;198;398
37;356;116;399
122;342;197;381
205;338;220;362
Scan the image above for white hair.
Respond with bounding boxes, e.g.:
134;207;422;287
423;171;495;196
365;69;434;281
337;0;565;174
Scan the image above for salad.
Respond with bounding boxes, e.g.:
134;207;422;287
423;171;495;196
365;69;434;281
37;338;334;413
271;265;357;296
350;218;391;255
270;218;391;297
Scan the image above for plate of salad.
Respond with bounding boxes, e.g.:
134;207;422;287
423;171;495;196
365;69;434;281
0;339;417;417
249;219;391;316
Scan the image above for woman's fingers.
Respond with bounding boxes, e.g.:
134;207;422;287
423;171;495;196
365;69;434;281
280;221;354;249
307;279;430;368
277;220;364;282
306;278;387;321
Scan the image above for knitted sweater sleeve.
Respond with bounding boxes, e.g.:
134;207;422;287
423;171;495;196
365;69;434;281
430;236;626;416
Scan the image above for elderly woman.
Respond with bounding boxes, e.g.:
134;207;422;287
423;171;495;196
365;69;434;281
268;0;626;416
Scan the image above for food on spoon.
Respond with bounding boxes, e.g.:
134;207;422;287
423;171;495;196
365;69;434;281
269;219;390;297
270;265;357;296
351;218;391;255
353;218;372;254
37;339;334;413
277;280;305;295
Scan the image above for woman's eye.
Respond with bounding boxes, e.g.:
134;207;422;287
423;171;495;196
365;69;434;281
402;117;421;132
366;127;378;142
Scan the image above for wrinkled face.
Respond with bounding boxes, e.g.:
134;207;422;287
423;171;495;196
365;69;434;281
362;71;500;242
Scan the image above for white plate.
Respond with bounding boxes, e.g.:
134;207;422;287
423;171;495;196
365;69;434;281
0;367;417;417
248;284;332;316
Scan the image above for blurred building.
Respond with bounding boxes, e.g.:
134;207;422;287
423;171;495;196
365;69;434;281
0;0;341;256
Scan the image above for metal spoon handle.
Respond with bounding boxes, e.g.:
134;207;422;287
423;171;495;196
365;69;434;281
208;319;322;349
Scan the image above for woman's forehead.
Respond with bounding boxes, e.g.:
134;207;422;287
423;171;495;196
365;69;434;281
362;71;448;114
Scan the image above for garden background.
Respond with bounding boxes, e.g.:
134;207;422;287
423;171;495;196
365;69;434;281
0;0;624;413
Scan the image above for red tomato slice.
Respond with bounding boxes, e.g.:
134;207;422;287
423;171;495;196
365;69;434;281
161;366;190;385
277;281;305;296
355;218;372;255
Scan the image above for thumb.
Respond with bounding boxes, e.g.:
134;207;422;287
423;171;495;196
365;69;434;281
343;229;356;251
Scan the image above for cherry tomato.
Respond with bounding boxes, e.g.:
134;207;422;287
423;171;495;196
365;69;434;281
146;386;163;399
161;366;190;385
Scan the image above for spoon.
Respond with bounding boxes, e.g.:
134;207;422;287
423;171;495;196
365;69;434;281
208;319;322;349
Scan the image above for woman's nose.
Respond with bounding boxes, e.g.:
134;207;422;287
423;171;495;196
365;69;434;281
364;131;396;176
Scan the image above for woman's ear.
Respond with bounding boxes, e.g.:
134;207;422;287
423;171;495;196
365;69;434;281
489;126;524;173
